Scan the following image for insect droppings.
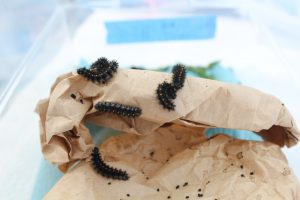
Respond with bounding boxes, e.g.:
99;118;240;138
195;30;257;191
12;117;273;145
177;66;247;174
183;182;188;187
237;152;243;159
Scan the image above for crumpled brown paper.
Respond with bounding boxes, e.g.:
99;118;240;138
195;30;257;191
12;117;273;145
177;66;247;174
44;133;300;200
36;69;300;199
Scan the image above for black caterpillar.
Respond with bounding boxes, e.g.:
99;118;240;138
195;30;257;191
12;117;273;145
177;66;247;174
77;57;118;84
172;64;186;91
156;64;186;111
156;82;176;111
95;102;142;118
91;147;129;180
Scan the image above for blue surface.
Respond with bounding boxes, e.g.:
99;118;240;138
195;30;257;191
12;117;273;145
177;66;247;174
205;128;263;142
78;58;90;68
31;160;63;200
105;15;216;44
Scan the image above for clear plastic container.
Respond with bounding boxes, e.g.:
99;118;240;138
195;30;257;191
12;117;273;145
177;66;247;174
0;2;299;199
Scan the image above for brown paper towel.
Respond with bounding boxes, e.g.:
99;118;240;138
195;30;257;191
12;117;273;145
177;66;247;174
44;132;300;199
36;69;300;199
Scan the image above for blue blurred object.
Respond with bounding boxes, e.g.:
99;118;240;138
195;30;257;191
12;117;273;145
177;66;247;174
30;160;63;200
203;62;240;83
105;15;216;44
78;58;90;67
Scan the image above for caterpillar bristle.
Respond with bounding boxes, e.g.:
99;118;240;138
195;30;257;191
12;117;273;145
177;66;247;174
91;57;109;72
77;67;85;74
161;81;177;100
77;57;118;84
172;64;186;91
95;102;142;118
91;147;129;181
110;60;118;72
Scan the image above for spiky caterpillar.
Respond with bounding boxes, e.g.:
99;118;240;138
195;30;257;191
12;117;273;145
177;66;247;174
155;64;186;111
77;57;118;84
95;102;142;118
172;64;186;91
91;147;129;180
90;57;118;74
156;82;175;111
162;81;177;100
